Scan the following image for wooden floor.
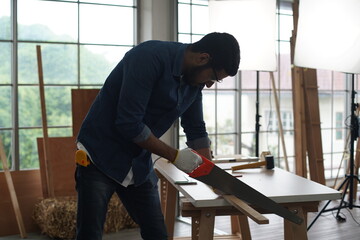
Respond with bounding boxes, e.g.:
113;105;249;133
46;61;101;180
1;200;360;240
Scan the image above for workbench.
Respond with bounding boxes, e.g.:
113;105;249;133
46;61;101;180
154;159;341;240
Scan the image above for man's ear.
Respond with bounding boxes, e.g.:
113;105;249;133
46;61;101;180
196;53;211;66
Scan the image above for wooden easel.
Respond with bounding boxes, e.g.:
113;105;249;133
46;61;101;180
290;0;325;185
0;137;27;238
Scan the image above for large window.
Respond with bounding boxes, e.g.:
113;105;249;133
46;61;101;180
177;0;351;182
0;0;136;170
177;0;239;156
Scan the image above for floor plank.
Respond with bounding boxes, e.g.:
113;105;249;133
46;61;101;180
1;200;360;239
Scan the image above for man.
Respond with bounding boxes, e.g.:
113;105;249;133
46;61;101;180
75;32;240;240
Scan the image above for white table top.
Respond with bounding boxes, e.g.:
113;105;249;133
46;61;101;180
155;159;341;208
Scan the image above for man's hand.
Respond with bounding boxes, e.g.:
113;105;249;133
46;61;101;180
173;148;203;173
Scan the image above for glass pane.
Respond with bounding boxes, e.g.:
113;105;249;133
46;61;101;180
80;45;131;84
191;34;204;43
0;86;11;128
208;134;215;155
192;5;209;34
327;152;345;179
48;127;72;138
217;91;235;133
241;133;256;156
218;75;236;89
241;71;256;89
178;34;191;43
356;74;360;91
178;3;191;33
45;86;72;127
279;14;293;41
18;86;41;128
82;0;135;6
19;128;41;170
192;0;208;5
0;0;11;40
332;128;347;153
288;156;296;173
80;4;134;45
333;72;346;91
18;0;78;42
278;1;293;15
317;69;333;90
216;134;235;155
321;129;332;154
179;135;187;149
0;130;12;170
241;90;256;132
18;43;78;84
202;91;215;134
262;130;278;156
0;42;11;84
241;71;271;90
333;92;346;127
319;91;333;129
279;41;292;90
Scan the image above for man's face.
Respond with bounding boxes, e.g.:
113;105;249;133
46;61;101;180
183;65;228;88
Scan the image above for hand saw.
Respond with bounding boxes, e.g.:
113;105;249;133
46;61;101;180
188;154;303;225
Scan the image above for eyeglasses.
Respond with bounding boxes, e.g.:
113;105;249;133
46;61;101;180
211;67;222;83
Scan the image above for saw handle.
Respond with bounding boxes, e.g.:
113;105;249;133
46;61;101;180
188;152;215;178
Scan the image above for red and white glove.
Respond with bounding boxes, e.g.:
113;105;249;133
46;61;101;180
173;148;203;173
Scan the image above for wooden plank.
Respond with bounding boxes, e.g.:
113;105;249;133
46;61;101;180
198;209;216;240
237;215;251;240
284;207;307;240
290;2;307;177
231;215;251;240
0;137;27;238
270;72;289;171
303;69;325;185
37;137;77;197
223;195;269;225
36;45;55;198
291;0;325;184
0;170;43;237
71;89;100;137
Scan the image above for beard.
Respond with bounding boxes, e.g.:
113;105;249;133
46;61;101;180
182;64;209;86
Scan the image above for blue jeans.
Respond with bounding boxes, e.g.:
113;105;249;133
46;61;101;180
75;163;168;240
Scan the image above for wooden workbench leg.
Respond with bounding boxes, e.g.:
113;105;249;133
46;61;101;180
284;207;307;240
231;215;252;240
192;209;216;240
192;216;200;240
157;171;177;239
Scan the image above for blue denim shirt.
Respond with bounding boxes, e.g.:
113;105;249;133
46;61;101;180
77;40;210;186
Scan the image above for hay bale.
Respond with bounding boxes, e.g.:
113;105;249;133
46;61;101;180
33;194;137;239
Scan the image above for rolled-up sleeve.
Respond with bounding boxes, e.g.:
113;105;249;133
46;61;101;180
115;48;161;143
180;91;211;149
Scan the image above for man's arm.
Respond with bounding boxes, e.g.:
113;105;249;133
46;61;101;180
135;133;178;162
136;133;203;173
194;148;212;161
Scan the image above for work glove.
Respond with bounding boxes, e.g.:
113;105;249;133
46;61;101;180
173;148;203;173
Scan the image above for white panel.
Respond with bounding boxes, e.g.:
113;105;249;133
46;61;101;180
294;0;360;74
209;0;277;71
